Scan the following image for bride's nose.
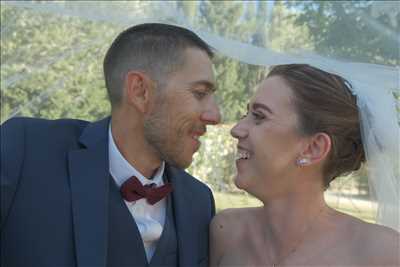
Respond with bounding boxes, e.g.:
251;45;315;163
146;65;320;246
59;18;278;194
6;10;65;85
230;120;248;139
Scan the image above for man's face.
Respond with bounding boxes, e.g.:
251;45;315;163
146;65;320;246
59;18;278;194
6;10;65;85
144;48;221;169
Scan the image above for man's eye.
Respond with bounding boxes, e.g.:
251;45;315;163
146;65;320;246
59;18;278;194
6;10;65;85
193;91;208;99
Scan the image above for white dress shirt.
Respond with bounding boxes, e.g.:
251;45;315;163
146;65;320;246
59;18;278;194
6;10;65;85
108;124;166;262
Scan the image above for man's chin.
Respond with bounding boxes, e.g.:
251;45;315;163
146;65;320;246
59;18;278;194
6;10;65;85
166;156;193;169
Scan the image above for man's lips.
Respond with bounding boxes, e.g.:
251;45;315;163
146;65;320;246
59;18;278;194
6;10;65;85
191;129;206;140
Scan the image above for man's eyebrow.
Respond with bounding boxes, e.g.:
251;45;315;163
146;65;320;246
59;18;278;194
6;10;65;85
189;80;216;92
249;102;274;114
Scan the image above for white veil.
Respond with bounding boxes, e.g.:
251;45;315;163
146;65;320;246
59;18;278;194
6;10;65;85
1;1;399;231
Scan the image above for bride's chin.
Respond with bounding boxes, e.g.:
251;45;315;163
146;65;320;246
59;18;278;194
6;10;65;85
234;175;247;190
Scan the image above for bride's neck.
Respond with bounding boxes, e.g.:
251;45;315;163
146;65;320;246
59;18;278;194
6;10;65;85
260;191;327;244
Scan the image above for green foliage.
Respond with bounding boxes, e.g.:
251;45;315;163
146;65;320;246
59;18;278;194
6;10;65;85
1;2;397;201
1;2;315;123
285;1;399;65
196;1;265;122
177;1;197;24
191;1;314;122
1;4;118;122
187;124;238;192
269;1;314;52
214;191;262;211
215;191;376;223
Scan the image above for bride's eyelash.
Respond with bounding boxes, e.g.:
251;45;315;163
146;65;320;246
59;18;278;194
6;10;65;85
240;111;266;121
251;112;265;124
251;112;265;120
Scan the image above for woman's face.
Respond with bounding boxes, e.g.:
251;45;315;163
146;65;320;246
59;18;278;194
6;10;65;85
231;76;308;199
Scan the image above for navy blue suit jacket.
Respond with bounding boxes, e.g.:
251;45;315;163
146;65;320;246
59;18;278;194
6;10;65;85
0;117;215;267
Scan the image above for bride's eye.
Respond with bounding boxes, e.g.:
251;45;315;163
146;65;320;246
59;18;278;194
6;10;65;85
252;112;265;121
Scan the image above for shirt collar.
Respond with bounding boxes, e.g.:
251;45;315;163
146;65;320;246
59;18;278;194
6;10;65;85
108;123;165;187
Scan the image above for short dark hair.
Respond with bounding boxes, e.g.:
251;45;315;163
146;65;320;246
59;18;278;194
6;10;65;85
103;23;213;107
267;64;365;188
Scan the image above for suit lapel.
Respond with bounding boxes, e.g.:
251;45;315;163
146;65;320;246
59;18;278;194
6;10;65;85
68;118;110;267
167;165;198;266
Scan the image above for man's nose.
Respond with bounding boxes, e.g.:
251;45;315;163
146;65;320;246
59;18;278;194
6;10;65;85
200;97;221;125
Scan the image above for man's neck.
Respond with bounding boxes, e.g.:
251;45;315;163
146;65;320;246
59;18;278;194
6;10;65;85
111;115;162;178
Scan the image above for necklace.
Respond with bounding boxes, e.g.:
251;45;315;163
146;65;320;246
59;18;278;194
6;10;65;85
268;207;325;267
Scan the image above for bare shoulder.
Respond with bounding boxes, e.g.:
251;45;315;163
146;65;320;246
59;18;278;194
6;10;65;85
355;219;400;265
212;207;257;224
209;207;260;266
210;207;257;242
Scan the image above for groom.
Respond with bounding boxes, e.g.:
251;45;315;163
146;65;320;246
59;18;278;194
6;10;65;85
1;23;220;267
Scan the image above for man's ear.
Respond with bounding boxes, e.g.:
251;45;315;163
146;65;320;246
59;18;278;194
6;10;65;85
123;71;155;113
299;132;331;166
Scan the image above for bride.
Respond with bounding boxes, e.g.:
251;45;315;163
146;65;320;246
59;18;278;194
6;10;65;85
210;64;399;266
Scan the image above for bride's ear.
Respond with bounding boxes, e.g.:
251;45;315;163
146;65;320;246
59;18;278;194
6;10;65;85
299;133;331;166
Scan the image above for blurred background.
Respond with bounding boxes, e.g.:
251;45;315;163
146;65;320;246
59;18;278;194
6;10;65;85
1;1;399;223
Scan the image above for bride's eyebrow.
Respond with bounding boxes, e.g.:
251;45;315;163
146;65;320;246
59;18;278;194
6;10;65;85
248;102;274;115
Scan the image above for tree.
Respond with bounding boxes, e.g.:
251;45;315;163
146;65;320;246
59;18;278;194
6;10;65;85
1;3;117;122
285;1;399;66
269;1;314;52
195;1;266;122
1;1;154;123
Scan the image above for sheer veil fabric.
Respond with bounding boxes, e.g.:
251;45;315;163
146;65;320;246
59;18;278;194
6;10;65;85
1;1;399;231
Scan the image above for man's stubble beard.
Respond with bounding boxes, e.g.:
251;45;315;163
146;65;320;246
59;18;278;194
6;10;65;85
143;102;188;169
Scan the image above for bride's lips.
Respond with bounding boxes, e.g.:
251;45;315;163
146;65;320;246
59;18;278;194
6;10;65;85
236;145;252;161
235;145;252;172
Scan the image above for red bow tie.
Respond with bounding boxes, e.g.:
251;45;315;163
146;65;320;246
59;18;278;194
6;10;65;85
120;176;173;205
